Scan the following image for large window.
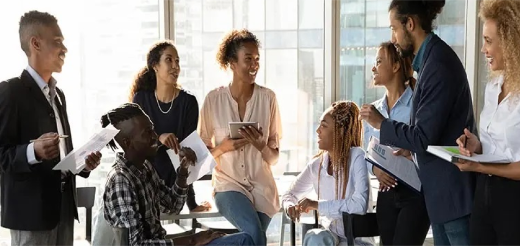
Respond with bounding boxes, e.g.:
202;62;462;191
339;0;468;106
173;0;325;173
0;0;163;243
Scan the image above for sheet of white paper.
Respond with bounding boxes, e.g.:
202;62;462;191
366;137;422;192
53;126;120;174
166;131;217;185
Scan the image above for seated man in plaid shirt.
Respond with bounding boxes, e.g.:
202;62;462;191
101;103;254;246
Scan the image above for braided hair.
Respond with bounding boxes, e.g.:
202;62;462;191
317;101;363;200
100;103;149;151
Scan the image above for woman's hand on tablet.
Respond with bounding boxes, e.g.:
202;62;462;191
239;126;266;151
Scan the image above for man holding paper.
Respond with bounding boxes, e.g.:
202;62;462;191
360;1;476;245
0;11;101;246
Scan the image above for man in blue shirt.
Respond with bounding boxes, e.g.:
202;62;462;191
360;1;476;245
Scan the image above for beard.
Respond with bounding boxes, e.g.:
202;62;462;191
396;30;415;58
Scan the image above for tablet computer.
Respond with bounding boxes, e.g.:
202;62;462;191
228;122;259;139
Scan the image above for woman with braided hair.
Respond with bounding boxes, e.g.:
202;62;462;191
282;101;372;246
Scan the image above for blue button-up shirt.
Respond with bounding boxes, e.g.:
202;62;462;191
412;33;434;73
364;86;413;175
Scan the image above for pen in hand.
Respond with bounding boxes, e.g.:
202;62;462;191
29;135;69;143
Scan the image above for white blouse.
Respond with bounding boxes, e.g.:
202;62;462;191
282;148;369;239
480;75;520;162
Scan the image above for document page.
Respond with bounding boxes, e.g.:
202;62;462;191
366;137;421;192
166;131;217;184
53;126;120;174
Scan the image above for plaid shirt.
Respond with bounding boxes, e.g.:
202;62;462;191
104;153;188;246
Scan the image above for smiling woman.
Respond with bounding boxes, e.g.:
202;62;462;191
198;29;283;246
129;40;211;213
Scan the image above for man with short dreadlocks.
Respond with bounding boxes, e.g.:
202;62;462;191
101;103;254;246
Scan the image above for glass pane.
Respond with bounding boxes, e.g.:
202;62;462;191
175;0;325;174
265;0;298;30
0;0;162;243
339;0;467;106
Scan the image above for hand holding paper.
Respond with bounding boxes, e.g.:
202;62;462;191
167;131;217;185
178;147;197;172
53;126;119;174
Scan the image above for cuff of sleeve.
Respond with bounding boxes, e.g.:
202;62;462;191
173;183;189;197
368;163;375;176
26;143;41;165
379;118;394;146
317;200;330;217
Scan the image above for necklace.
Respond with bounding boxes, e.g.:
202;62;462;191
154;90;175;114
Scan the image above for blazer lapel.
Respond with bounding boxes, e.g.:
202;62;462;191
20;70;54;114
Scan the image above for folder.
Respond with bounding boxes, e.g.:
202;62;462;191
365;137;422;193
426;146;510;164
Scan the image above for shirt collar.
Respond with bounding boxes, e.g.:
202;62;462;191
376;86;413;112
25;65;58;91
412;33;435;72
114;152;151;178
491;74;504;86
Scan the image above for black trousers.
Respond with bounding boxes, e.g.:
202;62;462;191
376;184;430;246
470;174;520;245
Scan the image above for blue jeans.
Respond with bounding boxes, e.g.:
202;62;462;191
215;191;272;246
431;215;470;246
206;232;254;246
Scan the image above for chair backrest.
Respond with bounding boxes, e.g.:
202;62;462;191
112;227;130;246
77;187;96;208
76;187;96;243
342;212;379;246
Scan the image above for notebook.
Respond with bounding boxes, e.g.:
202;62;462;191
426;146;510;164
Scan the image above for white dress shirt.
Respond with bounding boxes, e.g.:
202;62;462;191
282;148;369;240
480;75;520;162
25;65;67;164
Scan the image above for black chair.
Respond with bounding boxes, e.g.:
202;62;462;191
112;227;129;246
342;212;379;246
289;210;319;246
77;186;96;243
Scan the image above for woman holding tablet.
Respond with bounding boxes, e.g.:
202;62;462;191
364;42;429;246
455;0;520;244
198;29;282;246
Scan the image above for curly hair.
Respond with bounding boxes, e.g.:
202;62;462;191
479;0;520;96
216;29;261;70
317;101;363;200
128;40;177;101
389;0;446;33
379;41;416;90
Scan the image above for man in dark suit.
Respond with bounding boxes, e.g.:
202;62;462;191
360;1;476;246
0;11;102;245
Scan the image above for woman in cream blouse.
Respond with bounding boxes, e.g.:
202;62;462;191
455;0;520;244
198;29;282;246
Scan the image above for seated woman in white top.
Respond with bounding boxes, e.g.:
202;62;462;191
282;101;372;246
455;1;520;244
